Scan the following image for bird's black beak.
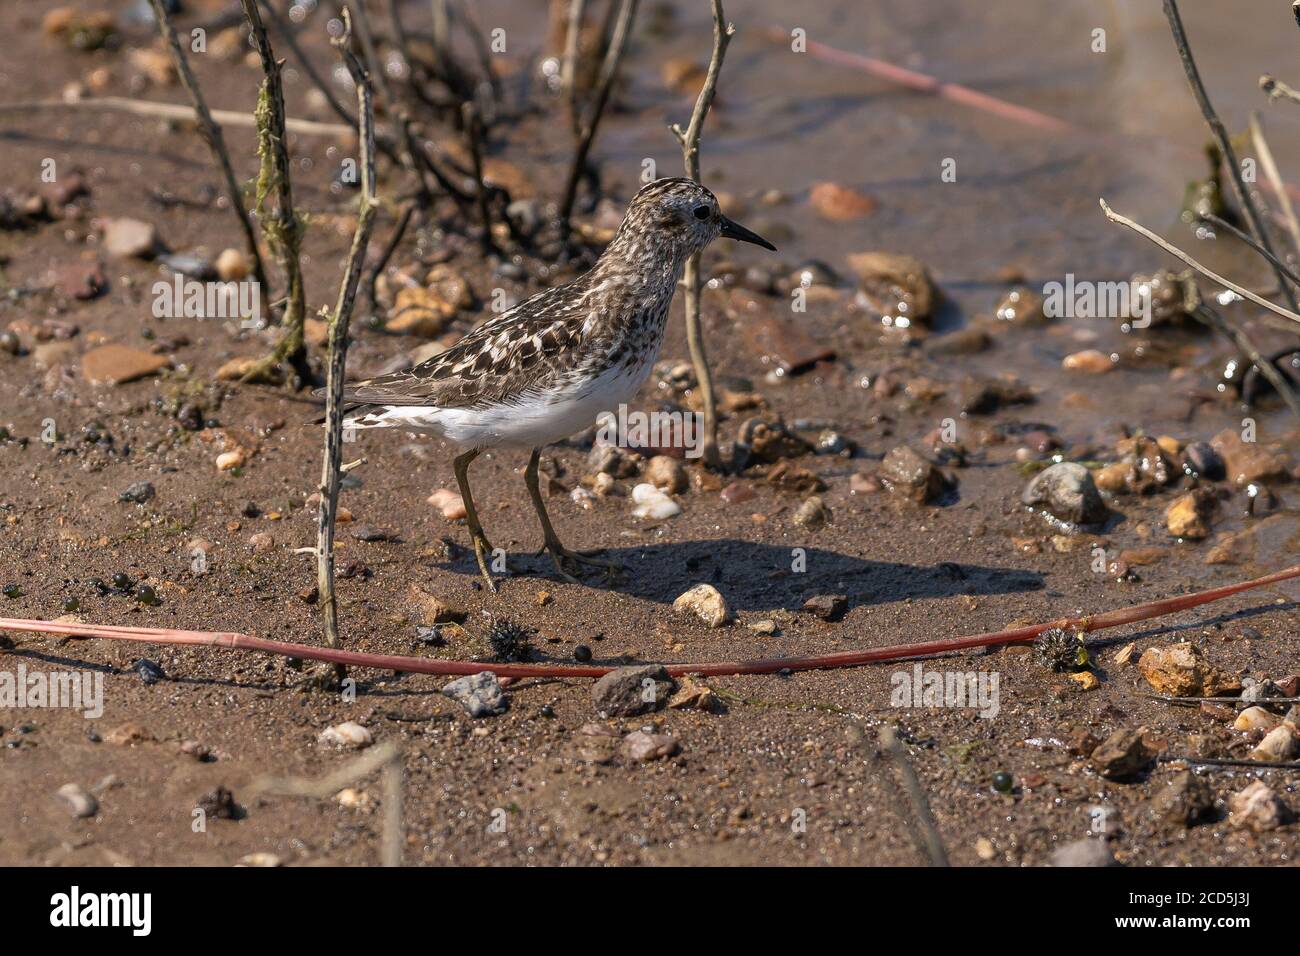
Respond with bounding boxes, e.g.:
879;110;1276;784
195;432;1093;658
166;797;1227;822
719;215;777;251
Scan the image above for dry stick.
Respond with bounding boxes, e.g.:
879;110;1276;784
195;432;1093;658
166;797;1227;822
874;725;949;866
0;96;351;136
1199;213;1300;291
3;564;1297;681
1195;303;1300;420
461;101;496;255
381;751;404;867
240;0;313;387
147;0;271;312
1260;74;1300;105
561;0;587;135
1249;110;1300;264
1163;0;1299;313
1101;199;1300;419
316;7;381;684
671;0;733;470
364;198;415;314
258;0;356;127
557;0;637;246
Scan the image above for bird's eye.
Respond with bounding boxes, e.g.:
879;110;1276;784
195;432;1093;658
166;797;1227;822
692;205;711;221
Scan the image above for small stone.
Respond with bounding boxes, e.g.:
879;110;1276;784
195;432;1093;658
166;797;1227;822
573;644;592;663
196;786;240;820
993;287;1047;325
248;532;274;554
1069;671;1100;691
720;481;755;504
55;260;107;300
811;182;877;221
336;788;374;811
427;488;467;521
1090;729;1153;780
441;672;508;717
673;583;731;627
766;462;826;494
317;721;373;749
1182;441;1225;481
81;344;169;385
1022;462;1106;525
238;853;283;867
793;496;828;529
587;443;639;478
749;619;779;635
135;657;165;683
879;445;945;504
631;483;681;519
1166;489;1216;540
1150;770;1215;828
1114;642;1138;667
118;480;155;504
1211;428;1291;486
216;449;246;471
1228;781;1293;832
737;418;812;463
214;248;248;281
644;455;687;494
974;837;997;860
55;783;98;818
622;730;680;762
667;675;720;712
1137;643;1241;697
1234;706;1280;733
1062;349;1114;374
101;217;158;259
591;664;673;717
847;251;934;328
801;593;848;621
1250;725;1298;762
104;722;151;746
408;584;466;625
1050;838;1117;867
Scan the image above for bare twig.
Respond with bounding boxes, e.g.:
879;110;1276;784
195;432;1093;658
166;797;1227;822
1198;213;1300;292
561;0;587;134
0;96;351;136
4;565;1298;679
381;752;403;867
316;6;381;684
365;199;415;315
1163;0;1299;312
147;0;270;309
258;0;355;126
461;101;497;255
1194;304;1300;420
1249;110;1300;264
1260;74;1300;105
1100;199;1300;330
1161;754;1300;770
871;725;949;867
670;0;734;470
557;0;638;245
240;0;314;388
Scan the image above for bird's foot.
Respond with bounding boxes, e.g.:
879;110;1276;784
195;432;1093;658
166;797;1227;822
545;541;622;582
470;532;498;593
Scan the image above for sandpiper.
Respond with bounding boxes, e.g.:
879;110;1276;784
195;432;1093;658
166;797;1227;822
337;177;775;590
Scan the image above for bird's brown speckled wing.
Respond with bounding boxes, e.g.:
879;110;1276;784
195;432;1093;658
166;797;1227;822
341;283;597;411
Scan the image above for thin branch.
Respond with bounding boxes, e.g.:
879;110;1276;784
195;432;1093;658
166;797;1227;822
557;0;638;245
147;0;270;309
1260;74;1300;105
672;0;734;470
1163;0;1299;312
258;0;355;127
1249;110;1300;264
873;725;949;867
1194;303;1300;420
240;0;314;387
3;565;1297;679
0;96;352;136
1198;213;1300;291
1100;198;1300;330
365;198;415;315
561;0;587;134
316;6;381;685
461;101;497;256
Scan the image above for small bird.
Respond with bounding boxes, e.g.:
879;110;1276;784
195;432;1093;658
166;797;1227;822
336;177;775;590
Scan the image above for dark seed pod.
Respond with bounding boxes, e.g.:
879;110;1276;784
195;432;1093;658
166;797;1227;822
485;614;533;663
1035;627;1089;672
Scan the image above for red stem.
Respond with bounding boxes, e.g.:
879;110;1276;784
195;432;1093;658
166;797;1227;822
1;565;1297;679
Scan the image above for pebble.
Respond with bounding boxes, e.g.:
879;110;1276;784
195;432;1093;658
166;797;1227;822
1250;725;1298;762
427;488;467;521
118;480;155;504
336;788;374;811
1150;770;1215;828
810;182;877;221
1182;441;1225;481
196;786;240;820
631;483;681;519
622;730;680;762
441;672;508;717
1021;462;1106;525
1062;349;1115;374
591;665;673;717
644;455;687;494
216;450;245;471
134;658;165;684
1050;838;1116;867
720;482;755;505
667;675;720;712
237;853;283;867
801;593;847;621
55;782;98;818
737;418;812;463
81;344;170;385
879;445;945;504
1090;729;1153;780
1234;706;1280;733
215;248;248;282
1211;428;1291;486
793;496;828;529
248;532;274;554
317;721;373;749
101;217;158;259
672;583;731;628
1166;489;1215;540
1228;781;1293;832
587;443;640;478
1137;643;1240;697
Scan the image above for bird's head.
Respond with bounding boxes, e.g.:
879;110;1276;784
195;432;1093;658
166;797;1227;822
612;177;776;264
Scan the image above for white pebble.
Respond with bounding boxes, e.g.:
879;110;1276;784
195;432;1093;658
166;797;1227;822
631;482;681;519
317;721;373;749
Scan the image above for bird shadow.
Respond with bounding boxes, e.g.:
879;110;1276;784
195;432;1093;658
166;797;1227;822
442;539;1044;614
